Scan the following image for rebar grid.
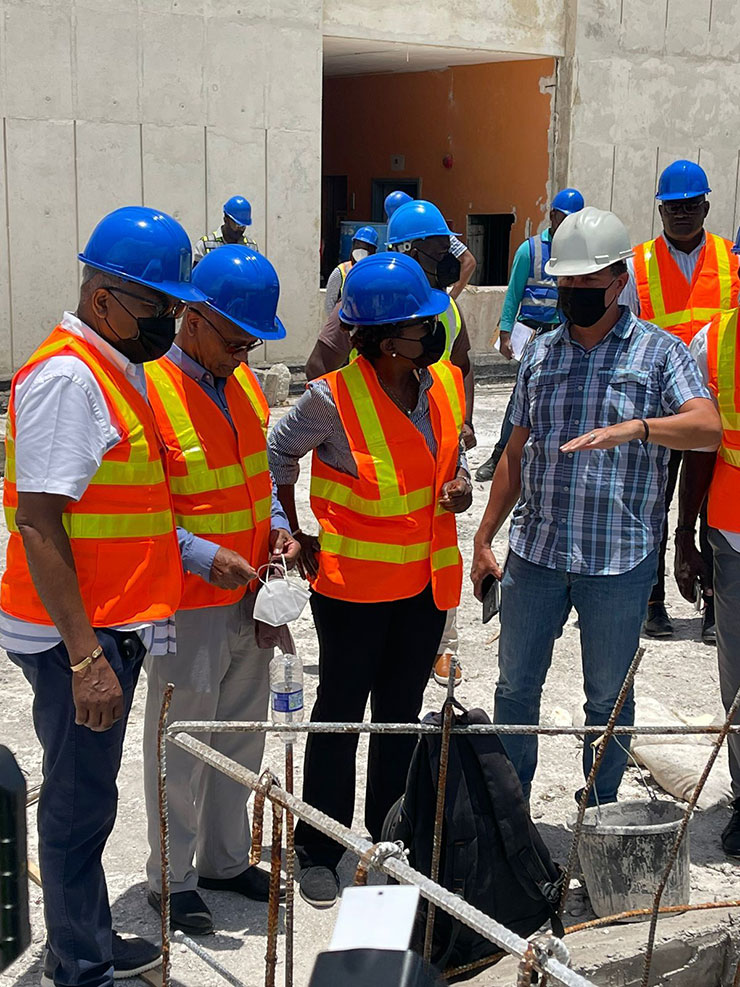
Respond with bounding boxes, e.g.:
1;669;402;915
157;683;175;987
168;729;598;987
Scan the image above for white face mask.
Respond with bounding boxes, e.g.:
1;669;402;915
351;247;369;262
253;557;311;627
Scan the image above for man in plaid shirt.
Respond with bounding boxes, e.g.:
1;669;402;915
471;207;721;805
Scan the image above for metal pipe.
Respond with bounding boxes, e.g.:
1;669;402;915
559;647;644;917
157;684;175;987
284;743;295;987
173;931;249;987
265;799;283;987
640;682;740;987
168;730;597;987
168;719;740;737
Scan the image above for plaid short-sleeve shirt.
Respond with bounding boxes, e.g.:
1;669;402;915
508;308;710;575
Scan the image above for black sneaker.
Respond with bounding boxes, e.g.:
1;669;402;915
148;888;214;935
299;865;339;908
475;448;503;483
41;932;161;984
721;798;740;858
701;596;717;646
643;602;673;638
199;864;284;902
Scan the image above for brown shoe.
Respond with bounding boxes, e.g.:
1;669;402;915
433;653;462;687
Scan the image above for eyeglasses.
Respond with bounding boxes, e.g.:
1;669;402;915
104;285;185;319
662;200;706;216
387;316;439;341
201;314;262;354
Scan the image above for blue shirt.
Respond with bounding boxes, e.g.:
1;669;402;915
500;229;555;334
168;345;290;578
508;309;710;575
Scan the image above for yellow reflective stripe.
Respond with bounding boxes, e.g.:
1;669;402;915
177;508;255;535
88;458;165;486
146;361;209;470
715;311;740;430
720;445;740;467
4;437;15;482
348;347;358;362
655;307;724;329
234;366;268;431
319;529;430;564
170;463;245;495
714;236;734;312
440;300;461;361
244;449;268;477
5;507;174;538
311;475;433;517
643;240;666;322
432;545;462;570
255;494;272;523
341;362;401;499
433;361;464;429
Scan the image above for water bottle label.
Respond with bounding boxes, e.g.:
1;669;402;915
272;690;304;713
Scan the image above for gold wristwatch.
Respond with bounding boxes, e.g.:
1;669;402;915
70;645;103;674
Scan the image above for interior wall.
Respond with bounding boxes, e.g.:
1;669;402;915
322;59;555;274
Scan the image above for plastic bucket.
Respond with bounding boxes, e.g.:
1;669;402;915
567;799;689;918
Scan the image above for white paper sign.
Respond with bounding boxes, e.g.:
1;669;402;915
328;886;421;953
494;321;536;361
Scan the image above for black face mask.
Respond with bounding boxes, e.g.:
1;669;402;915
107;315;177;364
435;251;461;289
558;279;617;328
411;320;447;368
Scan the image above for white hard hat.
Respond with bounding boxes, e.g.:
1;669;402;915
545;206;634;276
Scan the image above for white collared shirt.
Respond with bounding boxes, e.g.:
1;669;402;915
619;233;709;315
0;314;174;654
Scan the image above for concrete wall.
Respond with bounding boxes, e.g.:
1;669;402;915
561;0;740;247
0;0;323;377
323;60;555;272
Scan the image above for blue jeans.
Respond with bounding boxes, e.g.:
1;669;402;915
494;550;657;804
8;629;145;987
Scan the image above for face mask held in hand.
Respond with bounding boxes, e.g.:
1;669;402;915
558;279;618;328
253;557;311;627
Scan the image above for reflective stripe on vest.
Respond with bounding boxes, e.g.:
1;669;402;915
201;231;259;254
440;298;462;361
706;309;740;532
145;357;273;609
1;326;182;627
633;233;739;345
309;356;464;608
520;233;559;323
338;261;352;290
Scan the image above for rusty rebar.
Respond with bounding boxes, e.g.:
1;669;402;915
423;655;458;963
640;682;740;987
444;952;506;978
733;957;740;987
265;798;283;987
284;743;295;987
250;769;276;867
157;684;175;987
168;730;594;987
168;719;740;737
517;943;539;986
565;898;740;934
559;647;645;917
173;931;248;987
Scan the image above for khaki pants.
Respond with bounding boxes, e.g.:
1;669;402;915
143;593;272;893
437;608;459;655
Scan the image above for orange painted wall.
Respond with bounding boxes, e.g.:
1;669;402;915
322;58;555;272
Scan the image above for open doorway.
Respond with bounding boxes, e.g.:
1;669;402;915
321;175;348;286
467;214;515;286
370;178;421;222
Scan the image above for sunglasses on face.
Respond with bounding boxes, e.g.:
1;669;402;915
387;316;439;342
662;200;705;216
104;285;185;319
201;314;262;354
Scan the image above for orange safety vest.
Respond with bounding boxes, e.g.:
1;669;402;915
145;357;273;609
1;327;182;627
310;356;464;609
633;233;739;345
338;261;352;291
706;308;740;533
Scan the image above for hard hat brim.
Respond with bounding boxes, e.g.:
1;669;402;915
386;230;460;246
545;252;634;277
655;190;711;201
224;211;252;226
78;255;207;302
338;287;450;326
203;302;287;341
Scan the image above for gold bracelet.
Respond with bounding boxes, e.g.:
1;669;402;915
70;645;103;674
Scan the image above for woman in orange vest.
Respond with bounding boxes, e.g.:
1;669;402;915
268;252;472;907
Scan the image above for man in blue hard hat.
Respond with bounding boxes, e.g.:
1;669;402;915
0;207;206;987
385;190;477;299
141;246;300;935
193;194;259;264
621;160;740;641
324;226;379;315
475;188;585;482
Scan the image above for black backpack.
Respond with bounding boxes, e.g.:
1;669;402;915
381;706;564;978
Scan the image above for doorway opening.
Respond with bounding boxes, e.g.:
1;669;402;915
467;213;515;286
370;178;421;222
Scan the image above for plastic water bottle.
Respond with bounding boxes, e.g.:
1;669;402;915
269;653;304;744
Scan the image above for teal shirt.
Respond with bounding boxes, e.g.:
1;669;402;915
500;228;553;334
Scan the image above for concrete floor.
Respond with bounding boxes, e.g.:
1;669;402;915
1;381;738;987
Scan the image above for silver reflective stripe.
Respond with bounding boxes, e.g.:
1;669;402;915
532;234;544;280
523;295;555;308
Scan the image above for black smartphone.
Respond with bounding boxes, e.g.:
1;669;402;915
481;574;500;624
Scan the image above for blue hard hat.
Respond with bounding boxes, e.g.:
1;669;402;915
656;160;711;201
339;253;450;326
551;188;585;215
733;227;740;255
386;200;459;246
223;195;252;227
352;226;380;248
191;245;286;341
384;190;413;219
79;206;205;302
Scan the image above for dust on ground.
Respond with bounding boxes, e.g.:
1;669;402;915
1;382;737;987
